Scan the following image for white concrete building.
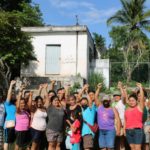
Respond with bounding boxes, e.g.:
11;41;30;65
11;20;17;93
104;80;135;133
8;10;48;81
21;25;109;87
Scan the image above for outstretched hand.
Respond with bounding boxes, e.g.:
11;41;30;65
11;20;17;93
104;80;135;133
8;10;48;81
117;81;123;89
10;80;16;86
51;80;56;85
97;83;102;89
136;83;142;89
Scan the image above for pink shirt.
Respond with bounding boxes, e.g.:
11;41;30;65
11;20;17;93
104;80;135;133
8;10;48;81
70;119;81;144
125;106;143;129
15;111;30;131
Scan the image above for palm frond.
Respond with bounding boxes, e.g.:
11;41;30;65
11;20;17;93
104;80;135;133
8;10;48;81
107;10;129;25
142;10;150;19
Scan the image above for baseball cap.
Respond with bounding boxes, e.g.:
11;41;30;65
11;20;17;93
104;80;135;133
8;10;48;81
102;95;111;101
113;91;121;96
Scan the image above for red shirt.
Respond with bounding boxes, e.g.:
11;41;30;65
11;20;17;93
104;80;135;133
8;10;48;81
70;119;81;144
125;106;143;129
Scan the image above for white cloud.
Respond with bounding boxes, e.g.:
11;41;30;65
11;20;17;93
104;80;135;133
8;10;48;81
81;7;118;24
48;0;118;24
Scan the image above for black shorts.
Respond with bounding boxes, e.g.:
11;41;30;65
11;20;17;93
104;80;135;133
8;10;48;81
16;130;31;147
4;127;16;143
30;128;45;143
0;127;3;149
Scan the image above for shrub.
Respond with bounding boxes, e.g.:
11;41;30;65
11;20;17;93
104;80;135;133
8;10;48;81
88;72;106;91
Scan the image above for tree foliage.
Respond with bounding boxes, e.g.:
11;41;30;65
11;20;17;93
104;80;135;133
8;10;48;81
0;0;31;11
0;0;43;80
107;0;150;83
93;33;107;59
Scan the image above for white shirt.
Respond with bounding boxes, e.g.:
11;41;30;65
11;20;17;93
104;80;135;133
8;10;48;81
114;100;125;126
31;109;47;131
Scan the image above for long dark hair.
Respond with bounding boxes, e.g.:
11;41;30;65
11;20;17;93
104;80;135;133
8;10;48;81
17;98;27;114
31;96;45;113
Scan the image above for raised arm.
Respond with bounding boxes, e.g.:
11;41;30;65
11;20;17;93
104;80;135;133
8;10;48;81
38;84;44;96
7;80;16;101
95;83;102;107
28;91;33;109
137;83;144;111
43;83;50;108
85;90;92;107
113;108;121;136
117;81;127;104
78;84;89;100
50;80;56;91
43;83;48;96
65;84;70;102
16;91;22;109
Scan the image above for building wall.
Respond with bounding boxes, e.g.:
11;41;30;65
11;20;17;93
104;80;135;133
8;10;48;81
90;59;110;88
21;32;89;79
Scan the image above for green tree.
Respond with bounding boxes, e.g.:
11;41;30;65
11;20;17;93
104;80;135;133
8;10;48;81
0;0;31;11
0;0;43;83
107;0;150;83
0;11;37;79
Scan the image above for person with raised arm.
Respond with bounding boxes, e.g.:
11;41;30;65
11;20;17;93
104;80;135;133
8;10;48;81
46;95;65;150
96;91;121;150
80;83;101;150
30;90;47;150
112;81;126;150
4;80;16;150
124;83;144;150
14;90;32;150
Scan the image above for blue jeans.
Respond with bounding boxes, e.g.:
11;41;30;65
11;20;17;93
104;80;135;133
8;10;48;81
72;143;80;150
99;129;116;148
126;128;144;144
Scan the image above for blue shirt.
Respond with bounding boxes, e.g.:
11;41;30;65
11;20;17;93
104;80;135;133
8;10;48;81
4;100;16;128
82;103;97;137
0;103;5;127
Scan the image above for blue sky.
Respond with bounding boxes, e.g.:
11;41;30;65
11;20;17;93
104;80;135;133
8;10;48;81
33;0;150;46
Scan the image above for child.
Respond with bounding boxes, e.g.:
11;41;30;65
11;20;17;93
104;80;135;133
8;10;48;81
66;111;82;150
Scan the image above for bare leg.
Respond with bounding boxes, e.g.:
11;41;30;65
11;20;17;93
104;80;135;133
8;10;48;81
4;143;8;150
56;142;61;150
135;144;142;150
48;142;56;150
130;144;136;150
15;144;19;150
31;142;39;150
144;144;149;150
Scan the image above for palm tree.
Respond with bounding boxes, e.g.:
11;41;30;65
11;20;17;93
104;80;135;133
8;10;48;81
107;0;150;83
107;0;150;32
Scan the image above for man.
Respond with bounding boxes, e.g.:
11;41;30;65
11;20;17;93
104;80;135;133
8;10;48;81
112;82;126;150
81;97;97;150
81;84;101;150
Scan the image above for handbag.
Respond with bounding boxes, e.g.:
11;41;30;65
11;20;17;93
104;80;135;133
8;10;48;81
84;120;99;133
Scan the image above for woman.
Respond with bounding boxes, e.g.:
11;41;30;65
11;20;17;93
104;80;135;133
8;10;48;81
30;96;47;150
15;93;31;150
97;95;121;150
4;80;16;150
124;83;144;150
46;96;65;150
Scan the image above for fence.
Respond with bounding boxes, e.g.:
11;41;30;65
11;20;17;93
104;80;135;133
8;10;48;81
109;62;150;88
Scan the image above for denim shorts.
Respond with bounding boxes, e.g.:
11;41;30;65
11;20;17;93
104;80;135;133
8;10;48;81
126;128;144;144
99;129;116;148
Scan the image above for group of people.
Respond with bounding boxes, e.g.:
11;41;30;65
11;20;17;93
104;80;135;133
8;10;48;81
0;80;149;150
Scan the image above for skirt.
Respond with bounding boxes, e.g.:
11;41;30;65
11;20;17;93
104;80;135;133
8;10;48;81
16;130;31;148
